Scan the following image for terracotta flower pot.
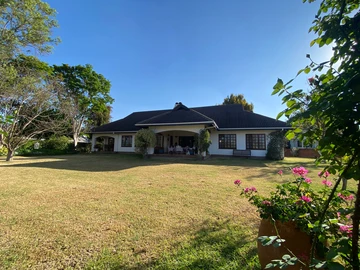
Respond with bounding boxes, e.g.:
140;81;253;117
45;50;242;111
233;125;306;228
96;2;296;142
257;219;312;270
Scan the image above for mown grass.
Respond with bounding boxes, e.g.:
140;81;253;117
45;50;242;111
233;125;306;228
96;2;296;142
0;154;354;269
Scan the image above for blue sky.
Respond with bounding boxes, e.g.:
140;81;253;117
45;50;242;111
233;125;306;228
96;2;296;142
42;0;332;121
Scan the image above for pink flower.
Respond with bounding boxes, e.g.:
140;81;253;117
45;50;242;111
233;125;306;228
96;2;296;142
308;77;315;84
318;171;330;178
304;178;312;184
262;200;271;206
300;195;312;203
338;193;354;201
234;179;241;185
278;170;283;176
244;187;257;194
322;180;332;187
292;167;308;176
339;225;352;237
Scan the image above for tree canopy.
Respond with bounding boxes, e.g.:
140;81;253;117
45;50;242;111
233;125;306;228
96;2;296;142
0;0;59;59
53;64;113;146
222;94;254;112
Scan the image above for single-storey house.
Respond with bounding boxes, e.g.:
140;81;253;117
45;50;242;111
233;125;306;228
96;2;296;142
90;102;289;157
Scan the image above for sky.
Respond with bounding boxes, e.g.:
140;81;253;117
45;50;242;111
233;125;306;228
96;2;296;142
42;0;333;121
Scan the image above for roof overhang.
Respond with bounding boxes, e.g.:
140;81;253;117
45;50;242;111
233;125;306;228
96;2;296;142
89;130;137;134
135;121;215;126
217;127;292;131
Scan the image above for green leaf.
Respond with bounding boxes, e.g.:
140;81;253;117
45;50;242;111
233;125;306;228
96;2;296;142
282;254;291;260
327;262;346;270
276;111;285;120
315;261;327;269
272;78;285;95
325;37;333;45
286;132;295;140
310;39;316;46
265;263;275;269
286;100;296;107
304;67;311;74
297;68;305;76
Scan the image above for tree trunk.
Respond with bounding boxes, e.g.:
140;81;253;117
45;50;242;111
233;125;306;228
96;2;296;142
6;149;14;161
73;134;78;147
341;177;347;190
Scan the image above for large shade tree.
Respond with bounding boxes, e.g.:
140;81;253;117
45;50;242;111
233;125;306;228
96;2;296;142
53;64;113;146
222;93;254;112
0;0;61;160
273;0;360;267
0;56;71;161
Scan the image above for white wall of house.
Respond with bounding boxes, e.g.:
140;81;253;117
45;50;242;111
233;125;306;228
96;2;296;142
91;133;136;152
208;129;276;157
92;128;282;157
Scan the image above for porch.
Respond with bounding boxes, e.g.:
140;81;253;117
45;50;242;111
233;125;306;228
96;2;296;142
153;130;198;155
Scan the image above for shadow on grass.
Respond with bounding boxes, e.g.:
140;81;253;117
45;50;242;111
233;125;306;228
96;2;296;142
87;219;260;270
1;153;319;173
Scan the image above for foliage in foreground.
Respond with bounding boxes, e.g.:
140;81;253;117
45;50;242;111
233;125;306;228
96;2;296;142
236;167;355;269
272;0;359;268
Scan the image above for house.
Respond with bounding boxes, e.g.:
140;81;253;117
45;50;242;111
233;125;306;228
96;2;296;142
90;102;289;157
284;139;320;158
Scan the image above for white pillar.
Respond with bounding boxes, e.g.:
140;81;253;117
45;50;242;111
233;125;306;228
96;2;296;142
91;135;96;151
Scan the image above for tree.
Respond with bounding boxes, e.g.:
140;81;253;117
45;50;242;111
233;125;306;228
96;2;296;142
222;93;254;112
273;0;360;267
197;129;211;155
0;0;59;60
0;56;71;161
0;0;60;160
53;64;114;147
88;105;112;129
135;129;156;157
266;131;286;160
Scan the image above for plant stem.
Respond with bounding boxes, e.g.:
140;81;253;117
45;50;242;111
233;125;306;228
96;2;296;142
309;153;357;267
270;217;306;267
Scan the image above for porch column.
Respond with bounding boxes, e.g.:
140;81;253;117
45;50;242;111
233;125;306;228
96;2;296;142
91;135;96;151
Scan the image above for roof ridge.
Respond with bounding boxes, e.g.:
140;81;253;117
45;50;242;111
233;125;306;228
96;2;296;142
136;110;173;125
189;107;215;122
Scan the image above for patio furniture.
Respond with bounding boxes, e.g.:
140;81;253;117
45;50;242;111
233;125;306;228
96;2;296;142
233;149;251;158
175;145;183;154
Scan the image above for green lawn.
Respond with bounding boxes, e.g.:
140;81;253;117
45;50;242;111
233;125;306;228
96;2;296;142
0;154;350;269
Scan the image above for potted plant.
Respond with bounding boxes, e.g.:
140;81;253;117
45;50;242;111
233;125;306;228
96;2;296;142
234;167;355;269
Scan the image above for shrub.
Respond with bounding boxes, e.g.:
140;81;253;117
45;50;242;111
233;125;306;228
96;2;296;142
198;129;211;154
266;131;285;160
0;146;7;156
135;129;156;156
44;135;71;151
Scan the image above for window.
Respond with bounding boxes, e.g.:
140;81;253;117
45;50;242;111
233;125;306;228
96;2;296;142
246;134;266;150
121;135;132;147
156;135;163;147
219;134;236;149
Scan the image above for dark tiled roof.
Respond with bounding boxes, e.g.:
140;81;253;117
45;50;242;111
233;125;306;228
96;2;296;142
137;103;214;125
193;104;288;129
91;103;288;133
91;110;168;133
